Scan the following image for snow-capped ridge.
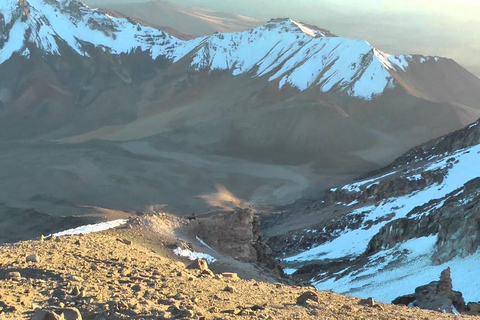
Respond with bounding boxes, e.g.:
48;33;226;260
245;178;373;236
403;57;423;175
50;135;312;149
265;18;336;38
0;0;198;64
0;0;460;100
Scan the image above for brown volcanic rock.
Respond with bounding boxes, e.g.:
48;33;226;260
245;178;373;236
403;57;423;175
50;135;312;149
184;209;284;275
185;209;260;262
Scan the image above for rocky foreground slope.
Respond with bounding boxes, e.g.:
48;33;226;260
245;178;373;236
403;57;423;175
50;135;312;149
1;213;479;320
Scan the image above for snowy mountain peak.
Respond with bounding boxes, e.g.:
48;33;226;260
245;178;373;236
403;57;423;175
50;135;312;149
0;0;463;101
0;0;185;64
265;18;336;38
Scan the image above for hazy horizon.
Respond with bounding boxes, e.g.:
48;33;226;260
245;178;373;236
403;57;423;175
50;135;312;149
86;0;480;77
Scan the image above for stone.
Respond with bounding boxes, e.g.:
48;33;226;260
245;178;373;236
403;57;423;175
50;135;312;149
31;307;82;320
26;254;40;263
392;267;466;314
224;285;236;293
468;302;480;313
173;293;184;300
131;284;143;292
31;310;65;320
221;309;240;315
6;271;21;280
438;267;453;294
200;269;214;277
116;238;132;245
296;291;318;305
359;297;376;307
69;287;80;297
221;272;239;280
250;304;266;311
186;258;209;272
60;308;82;320
392;294;416;306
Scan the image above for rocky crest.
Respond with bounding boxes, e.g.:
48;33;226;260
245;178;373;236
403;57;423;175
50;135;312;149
326;168;446;205
185;209;284;275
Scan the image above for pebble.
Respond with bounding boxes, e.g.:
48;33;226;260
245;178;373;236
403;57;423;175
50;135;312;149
6;271;21;279
224;285;236;293
26;254;40;263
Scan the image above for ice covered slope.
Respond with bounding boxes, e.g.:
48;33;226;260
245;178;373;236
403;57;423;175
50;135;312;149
281;120;480;302
0;0;200;64
187;19;442;100
0;0;456;100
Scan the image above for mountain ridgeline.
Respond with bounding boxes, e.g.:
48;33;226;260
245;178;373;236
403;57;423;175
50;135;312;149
1;0;480;244
2;0;480;144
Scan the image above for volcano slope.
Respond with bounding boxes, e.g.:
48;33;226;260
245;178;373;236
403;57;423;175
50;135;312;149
266;118;480;308
1;212;480;320
2;0;480;242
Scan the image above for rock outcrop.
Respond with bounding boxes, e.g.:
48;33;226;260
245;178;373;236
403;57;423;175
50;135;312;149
185;209;284;275
393;268;465;314
326;169;446;205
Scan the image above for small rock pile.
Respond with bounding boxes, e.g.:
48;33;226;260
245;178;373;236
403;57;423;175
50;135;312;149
393;268;465;314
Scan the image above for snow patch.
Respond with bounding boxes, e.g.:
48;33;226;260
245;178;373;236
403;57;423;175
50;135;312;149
53;219;128;236
173;247;216;264
196;235;218;253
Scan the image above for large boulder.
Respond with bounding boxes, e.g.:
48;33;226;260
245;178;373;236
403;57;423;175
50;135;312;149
185;209;283;275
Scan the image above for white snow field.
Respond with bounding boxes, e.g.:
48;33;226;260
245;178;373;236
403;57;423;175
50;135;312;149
173;247;216;264
316;235;480;304
53;219;128;236
285;143;480;301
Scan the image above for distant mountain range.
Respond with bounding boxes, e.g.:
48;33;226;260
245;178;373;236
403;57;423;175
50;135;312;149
81;0;265;38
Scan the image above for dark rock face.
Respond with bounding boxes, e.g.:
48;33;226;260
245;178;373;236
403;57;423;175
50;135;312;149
393;268;465;314
366;177;480;262
186;210;284;275
252;215;284;275
326;169;446;205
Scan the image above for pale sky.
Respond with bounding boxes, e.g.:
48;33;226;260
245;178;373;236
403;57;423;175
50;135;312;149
169;0;480;77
